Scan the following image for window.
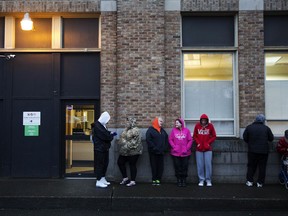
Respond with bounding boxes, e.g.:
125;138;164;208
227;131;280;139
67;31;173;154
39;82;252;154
265;53;288;136
264;15;288;136
62;18;99;48
182;15;237;136
183;53;235;136
182;16;234;47
15;18;52;48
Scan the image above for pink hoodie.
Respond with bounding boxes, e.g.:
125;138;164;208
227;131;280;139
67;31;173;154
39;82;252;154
169;118;193;157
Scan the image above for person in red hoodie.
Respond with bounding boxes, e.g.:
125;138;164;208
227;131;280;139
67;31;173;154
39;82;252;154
169;118;193;187
193;114;216;187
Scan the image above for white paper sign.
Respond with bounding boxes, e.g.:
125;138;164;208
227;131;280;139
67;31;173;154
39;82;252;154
23;112;41;125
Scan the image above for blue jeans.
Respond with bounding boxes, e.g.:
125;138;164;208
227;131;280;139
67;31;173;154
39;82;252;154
196;151;212;182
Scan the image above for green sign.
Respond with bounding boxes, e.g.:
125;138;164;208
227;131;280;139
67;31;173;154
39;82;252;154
24;125;39;136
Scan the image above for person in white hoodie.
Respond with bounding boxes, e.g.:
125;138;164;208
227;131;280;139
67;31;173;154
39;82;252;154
92;111;117;188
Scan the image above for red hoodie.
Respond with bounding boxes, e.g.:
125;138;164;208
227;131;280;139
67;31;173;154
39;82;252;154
193;114;217;152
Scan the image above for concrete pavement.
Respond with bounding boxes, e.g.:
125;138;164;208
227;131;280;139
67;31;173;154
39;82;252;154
0;178;287;212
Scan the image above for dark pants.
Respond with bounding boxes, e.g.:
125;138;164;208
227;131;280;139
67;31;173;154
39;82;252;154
117;155;140;181
172;155;190;179
246;152;269;184
149;152;164;181
94;151;109;180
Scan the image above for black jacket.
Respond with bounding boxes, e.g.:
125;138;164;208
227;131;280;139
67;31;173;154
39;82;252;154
93;121;114;152
243;122;274;154
146;127;168;154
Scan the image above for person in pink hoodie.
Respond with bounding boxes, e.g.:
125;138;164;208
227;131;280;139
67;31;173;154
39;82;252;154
169;118;193;187
193;114;216;187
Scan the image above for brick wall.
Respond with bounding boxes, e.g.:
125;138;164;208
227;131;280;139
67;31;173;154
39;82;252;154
100;12;117;126
238;11;265;128
264;0;288;10
116;0;166;128
182;0;239;11
164;11;181;127
0;0;100;12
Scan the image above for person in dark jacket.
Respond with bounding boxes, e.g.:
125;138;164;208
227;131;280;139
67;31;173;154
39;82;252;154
243;114;274;188
146;116;168;186
93;111;117;188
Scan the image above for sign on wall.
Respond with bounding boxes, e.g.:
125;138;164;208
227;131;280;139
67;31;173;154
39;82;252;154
23;112;41;137
23;112;41;125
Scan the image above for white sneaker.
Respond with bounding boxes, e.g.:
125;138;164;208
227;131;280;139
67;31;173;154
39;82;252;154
100;177;111;185
96;180;107;188
246;181;253;187
126;181;136;187
198;181;204;186
206;181;212;187
257;182;263;188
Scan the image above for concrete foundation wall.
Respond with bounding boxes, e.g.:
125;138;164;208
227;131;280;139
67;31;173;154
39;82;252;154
106;129;281;184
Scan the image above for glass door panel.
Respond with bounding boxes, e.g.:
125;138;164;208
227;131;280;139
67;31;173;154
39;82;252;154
65;104;94;177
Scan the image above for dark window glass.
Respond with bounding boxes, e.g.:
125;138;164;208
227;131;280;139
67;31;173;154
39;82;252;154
15;18;52;48
182;16;234;47
264;16;288;46
63;18;99;48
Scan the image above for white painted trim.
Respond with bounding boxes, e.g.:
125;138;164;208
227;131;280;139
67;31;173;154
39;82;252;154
4;16;15;49
101;0;116;12
52;16;62;49
165;0;181;11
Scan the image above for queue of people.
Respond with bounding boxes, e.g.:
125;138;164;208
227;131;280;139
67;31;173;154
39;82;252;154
92;111;284;188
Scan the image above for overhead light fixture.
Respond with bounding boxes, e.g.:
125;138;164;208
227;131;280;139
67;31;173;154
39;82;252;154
21;13;33;31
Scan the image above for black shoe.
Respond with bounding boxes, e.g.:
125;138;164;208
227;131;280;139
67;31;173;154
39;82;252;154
177;178;181;187
182;178;187;187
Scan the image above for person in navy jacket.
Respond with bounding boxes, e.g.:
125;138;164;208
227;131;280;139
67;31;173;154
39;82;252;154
146;117;168;186
243;114;274;188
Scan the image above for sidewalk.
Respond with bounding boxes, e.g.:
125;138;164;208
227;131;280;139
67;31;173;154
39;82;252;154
0;178;287;212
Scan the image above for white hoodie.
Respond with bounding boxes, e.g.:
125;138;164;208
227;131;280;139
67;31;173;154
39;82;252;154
98;111;110;129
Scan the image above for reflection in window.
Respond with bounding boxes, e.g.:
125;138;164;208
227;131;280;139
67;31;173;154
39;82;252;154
65;104;94;175
265;53;288;135
183;53;235;136
66;104;95;136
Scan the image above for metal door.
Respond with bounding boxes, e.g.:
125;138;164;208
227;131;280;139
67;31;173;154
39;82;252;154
11;53;56;177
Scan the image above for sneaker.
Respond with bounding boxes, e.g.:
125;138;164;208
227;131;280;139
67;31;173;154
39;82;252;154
152;180;157;186
198;181;204;186
100;177;110;185
96;180;107;188
155;180;161;186
120;177;130;185
257;182;263;188
246;181;253;187
126;181;136;187
206;180;212;187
